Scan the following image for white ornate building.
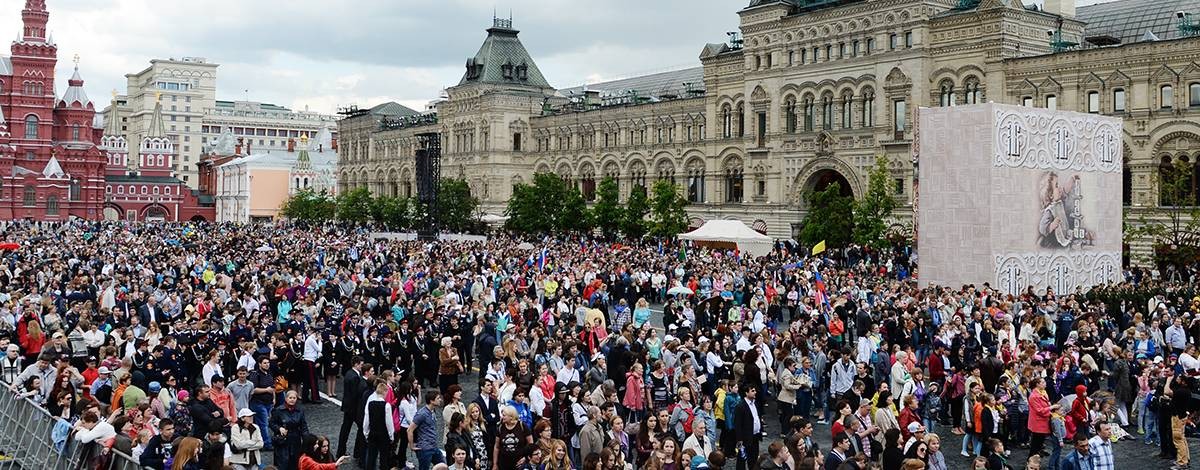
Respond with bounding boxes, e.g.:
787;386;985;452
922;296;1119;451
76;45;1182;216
340;0;1200;258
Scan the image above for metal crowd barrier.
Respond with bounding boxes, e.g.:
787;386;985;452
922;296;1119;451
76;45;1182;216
0;381;141;469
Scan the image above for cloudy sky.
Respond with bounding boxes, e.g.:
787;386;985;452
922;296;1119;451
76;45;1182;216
7;0;1115;115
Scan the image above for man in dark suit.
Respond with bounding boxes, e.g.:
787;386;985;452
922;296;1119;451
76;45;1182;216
138;296;167;329
734;384;763;470
472;378;501;450
824;433;851;470
338;356;368;458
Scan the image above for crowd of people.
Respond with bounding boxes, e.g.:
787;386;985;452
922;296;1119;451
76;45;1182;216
0;220;1198;470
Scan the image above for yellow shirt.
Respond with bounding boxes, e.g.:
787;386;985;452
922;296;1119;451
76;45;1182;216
544;279;559;296
714;388;728;421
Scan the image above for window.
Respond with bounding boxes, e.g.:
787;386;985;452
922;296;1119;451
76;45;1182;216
904;31;913;48
20;185;36;207
800;49;807;64
117;186;123;195
71;124;80;141
889;34;898;50
825;45;832;61
853;40;860;57
737;104;745;137
1113;89;1126;112
725;169;744;203
862;93;875;127
822;97;833;130
722;105;733;138
839;43;846;58
964;80;981;104
812;47;819;62
803;99;815;131
765;54;772;68
513;132;522;151
866;38;875;54
1022;96;1034;107
785;99;797;133
1190;83;1200;107
46;196;58;216
893;99;907;135
1046;95;1057;111
894;178;905;195
756;112;766;147
939;83;955;107
24;115;38;139
1087;91;1100;113
787;50;794;66
1161;85;1174;109
687;171;705;203
754;56;761;69
842;95;852;129
69;180;80;201
757;180;766;196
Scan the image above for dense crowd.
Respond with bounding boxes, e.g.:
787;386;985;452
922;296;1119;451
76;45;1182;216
0;220;1198;470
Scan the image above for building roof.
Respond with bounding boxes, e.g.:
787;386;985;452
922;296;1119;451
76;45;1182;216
59;66;92;109
219;148;337;171
145;101;167;138
103;98;122;136
370;102;420;117
458;18;552;88
214;100;291;112
558;67;704;100
1078;0;1200;45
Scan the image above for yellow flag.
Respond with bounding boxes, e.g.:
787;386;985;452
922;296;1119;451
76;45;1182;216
811;240;826;256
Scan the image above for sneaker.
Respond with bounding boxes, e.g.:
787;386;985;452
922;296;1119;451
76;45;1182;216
817;419;828;425
961;451;971;457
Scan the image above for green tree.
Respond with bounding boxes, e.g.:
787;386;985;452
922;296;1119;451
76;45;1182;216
853;155;898;249
623;185;650;238
648;179;689;238
279;189;336;223
505;173;579;233
335;187;374;223
1127;164;1200;268
435;178;480;233
797;182;855;249
370;196;415;229
561;186;593;232
592;177;624;238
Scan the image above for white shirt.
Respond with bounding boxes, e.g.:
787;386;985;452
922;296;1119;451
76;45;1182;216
303;334;322;362
556;366;580;385
746;399;761;434
363;393;396;440
202;362;221;386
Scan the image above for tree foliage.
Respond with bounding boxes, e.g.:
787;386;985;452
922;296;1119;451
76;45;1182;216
335;187;374;223
648;179;690;238
591;177;624;239
504;173;592;233
797;182;855;249
623;185;650;239
853;155;898;249
434;178;480;233
279;189;336;223
1127;164;1200;268
370;196;414;229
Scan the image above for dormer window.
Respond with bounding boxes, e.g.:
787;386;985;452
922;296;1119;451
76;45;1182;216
465;59;480;79
502;62;514;79
517;63;528;81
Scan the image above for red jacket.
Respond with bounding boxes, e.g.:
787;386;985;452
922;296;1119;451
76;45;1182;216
299;455;338;470
1026;388;1052;434
926;352;947;383
898;407;920;441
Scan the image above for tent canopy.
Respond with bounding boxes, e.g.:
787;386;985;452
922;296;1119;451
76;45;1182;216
678;220;774;258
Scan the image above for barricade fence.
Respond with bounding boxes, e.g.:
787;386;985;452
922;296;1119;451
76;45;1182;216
0;380;141;469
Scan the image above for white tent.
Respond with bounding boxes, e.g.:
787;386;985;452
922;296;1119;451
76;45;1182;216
678;220;774;258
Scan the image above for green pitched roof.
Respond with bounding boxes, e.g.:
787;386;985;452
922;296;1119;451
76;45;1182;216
458;19;552;89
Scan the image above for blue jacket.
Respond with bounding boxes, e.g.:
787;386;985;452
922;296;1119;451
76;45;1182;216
1059;450;1094;470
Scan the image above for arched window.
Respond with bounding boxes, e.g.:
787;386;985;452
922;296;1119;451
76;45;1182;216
686;166;705;203
71;124;80;141
785;98;797;134
803;97;815;131
24;115;38;139
46;196;58;216
1161;85;1174;109
963;78;981;104
22;186;35;207
821;95;833;130
117;185;124;195
841;93;853;129
862;91;875;127
722;105;733;138
736;103;745;137
69;179;80;201
153;186;160;195
939;81;955;107
725;167;744;203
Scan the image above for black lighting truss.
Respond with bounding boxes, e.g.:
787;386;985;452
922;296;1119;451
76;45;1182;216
415;132;441;241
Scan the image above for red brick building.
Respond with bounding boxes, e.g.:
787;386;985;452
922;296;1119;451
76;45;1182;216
0;0;107;220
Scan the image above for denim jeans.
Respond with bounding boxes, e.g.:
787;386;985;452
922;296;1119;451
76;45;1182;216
1144;411;1160;445
1049;437;1063;470
251;401;273;449
797;389;813;420
417;448;445;470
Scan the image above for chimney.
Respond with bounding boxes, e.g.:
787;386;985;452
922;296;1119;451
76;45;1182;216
1044;0;1075;18
287;138;296;153
235;137;243;156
